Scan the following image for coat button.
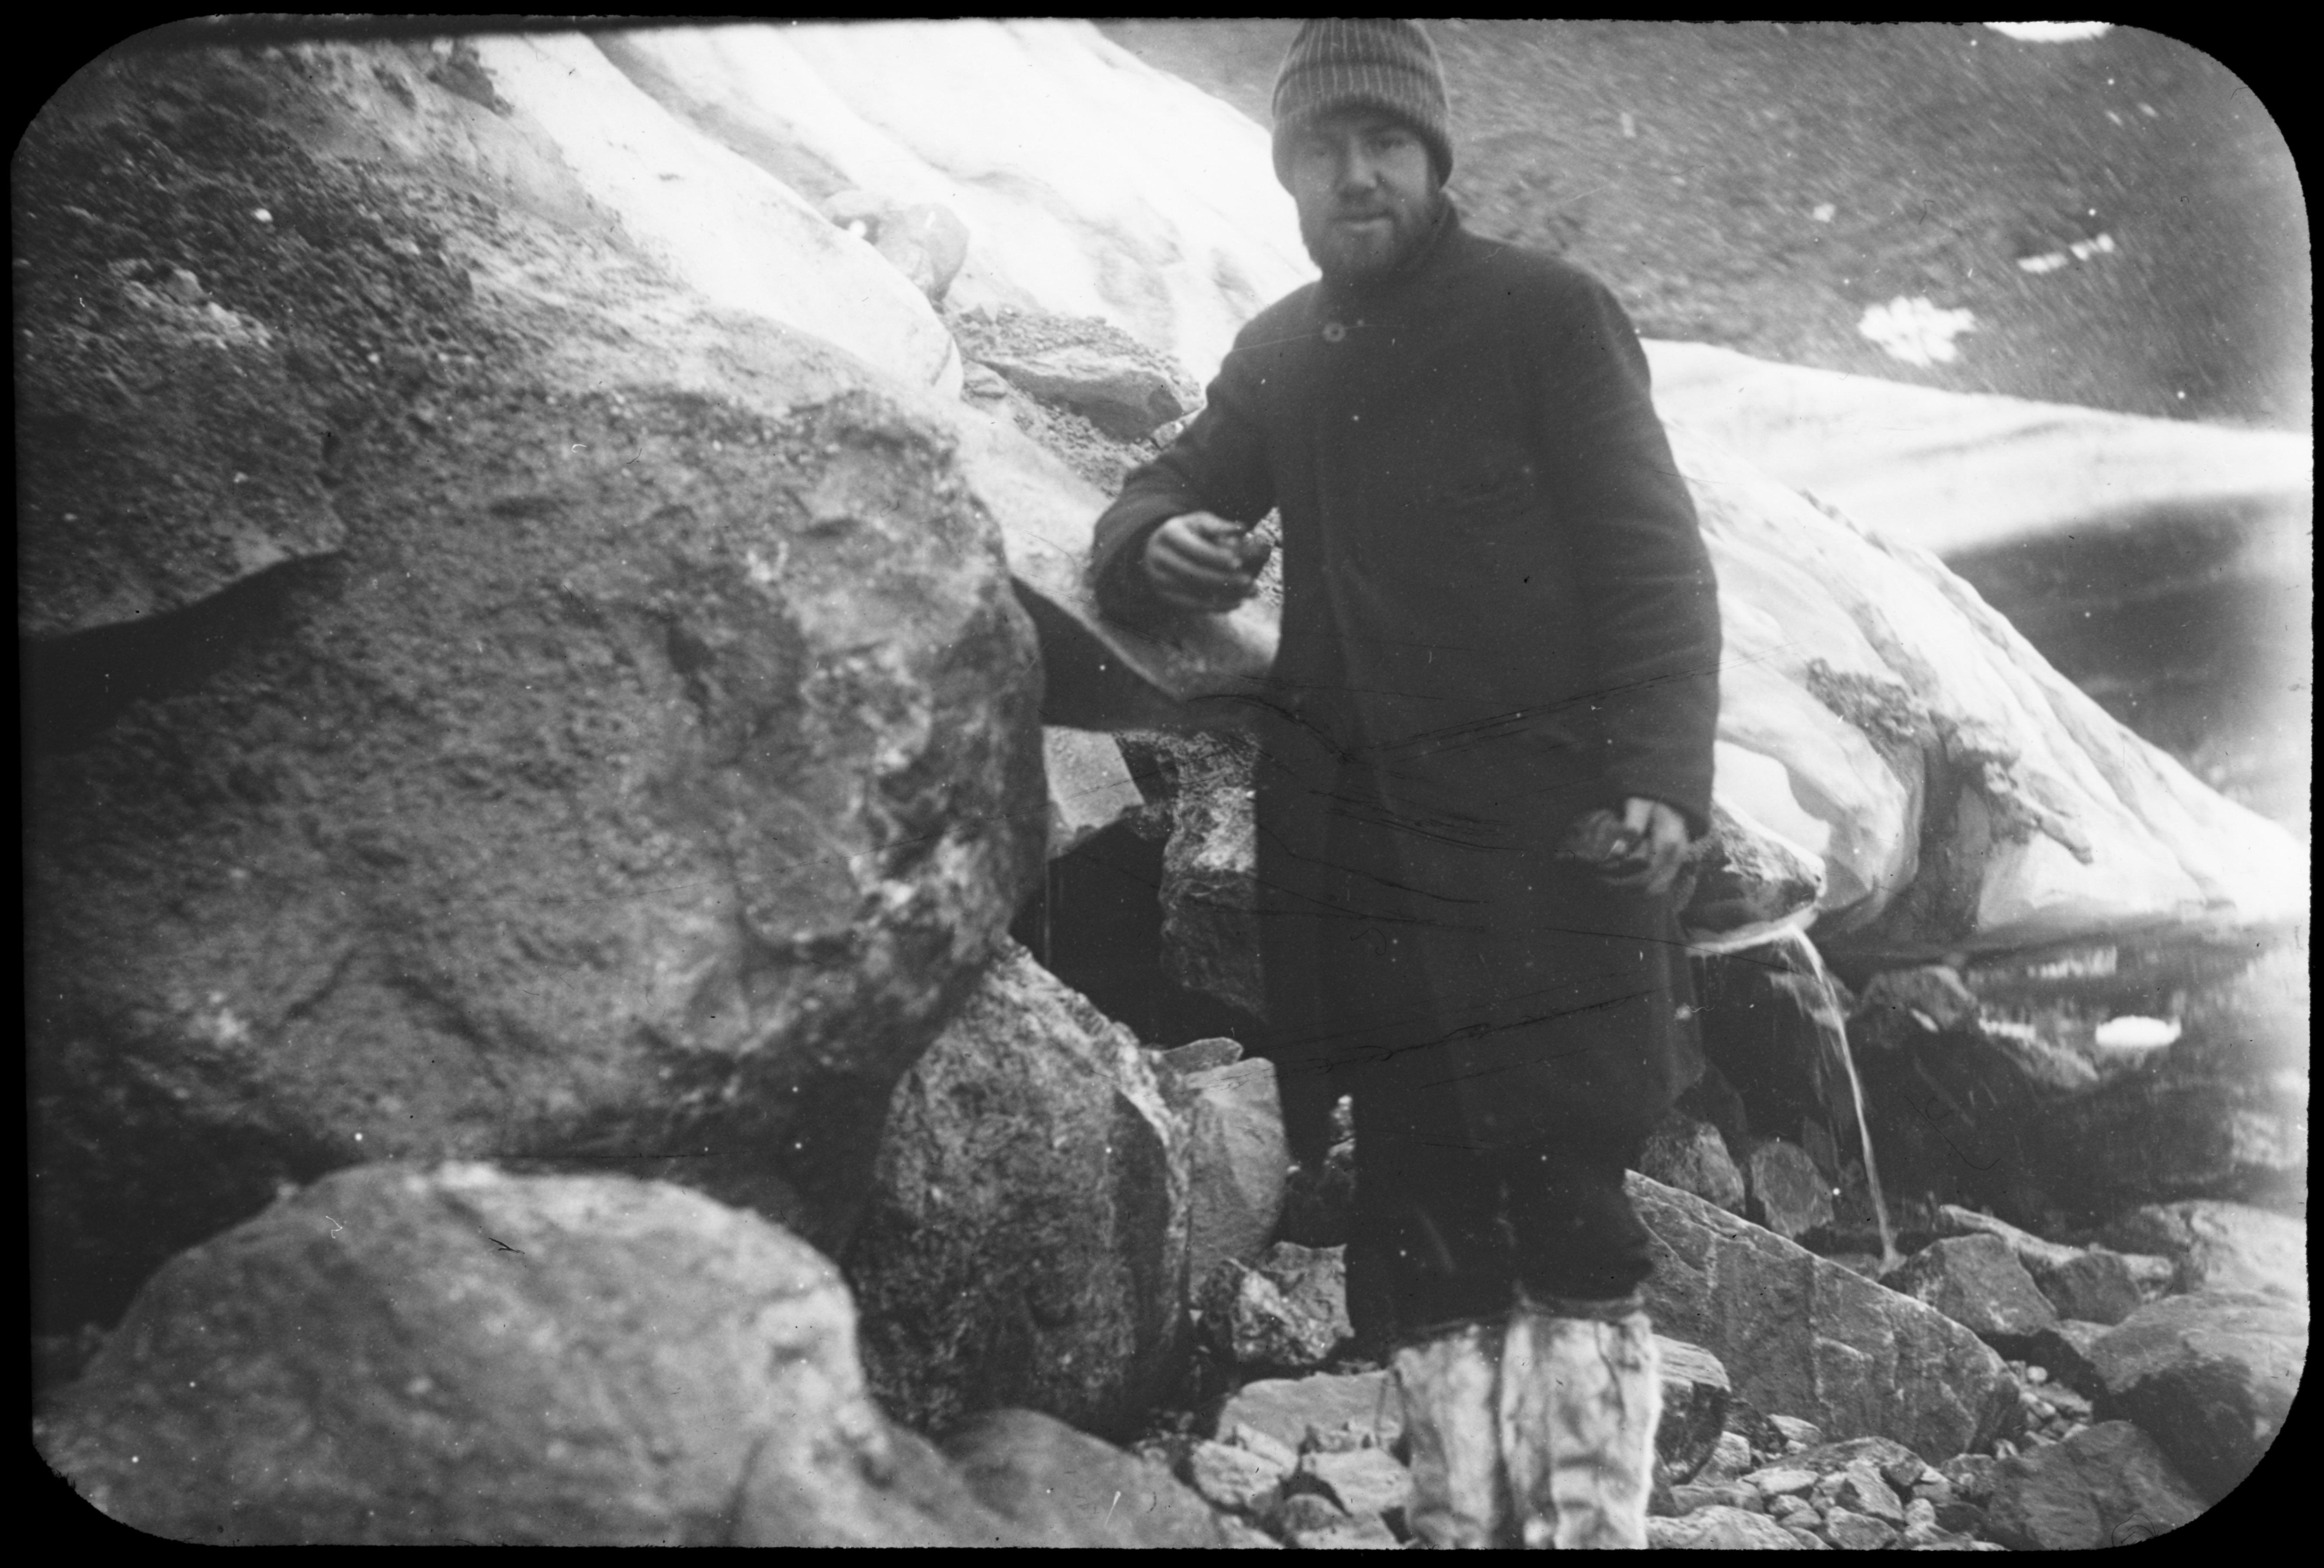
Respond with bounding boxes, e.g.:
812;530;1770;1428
1322;321;1347;343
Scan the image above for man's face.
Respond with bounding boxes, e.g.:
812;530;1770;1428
1285;110;1442;282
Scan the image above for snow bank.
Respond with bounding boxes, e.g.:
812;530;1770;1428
594;22;1316;387
1647;340;2313;559
471;33;960;394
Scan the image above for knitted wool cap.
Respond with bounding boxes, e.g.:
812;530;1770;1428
1271;19;1453;187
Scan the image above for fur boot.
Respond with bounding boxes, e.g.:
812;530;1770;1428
1498;1300;1662;1549
1391;1320;1511;1548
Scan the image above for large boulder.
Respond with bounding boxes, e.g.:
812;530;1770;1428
1934;1205;2167;1325
1982;1421;2206;1550
33;1163;1021;1545
23;42;1048;1336
845;941;1191;1441
1628;1173;2016;1461
2099;1199;2308;1302
2087;1290;2307;1502
1883;1235;2059;1356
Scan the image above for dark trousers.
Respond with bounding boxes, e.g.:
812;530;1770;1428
1342;1094;1656;1351
1250;706;1676;1351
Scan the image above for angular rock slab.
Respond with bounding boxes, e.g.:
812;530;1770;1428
943;1408;1232;1548
33;1163;1006;1545
1176;1056;1290;1294
1884;1234;2059;1354
1983;1421;2206;1549
2089;1290;2308;1502
847;941;1190;1442
1629;1173;2016;1462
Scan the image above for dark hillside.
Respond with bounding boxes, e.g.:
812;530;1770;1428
1103;21;2306;431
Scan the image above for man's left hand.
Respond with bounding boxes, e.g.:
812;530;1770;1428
1601;797;1691;897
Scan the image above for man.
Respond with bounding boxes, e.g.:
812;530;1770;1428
1090;20;1720;1549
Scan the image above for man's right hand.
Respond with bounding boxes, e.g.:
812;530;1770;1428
1142;511;1270;613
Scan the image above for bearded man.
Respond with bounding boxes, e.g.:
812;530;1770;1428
1090;20;1721;1548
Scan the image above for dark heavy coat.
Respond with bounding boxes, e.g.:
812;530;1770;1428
1091;205;1719;1161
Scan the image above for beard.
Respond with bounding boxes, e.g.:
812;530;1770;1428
1298;185;1444;283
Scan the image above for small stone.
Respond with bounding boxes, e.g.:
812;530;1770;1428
1298;1447;1411;1524
1882;1456;1926;1495
1769;1493;1819;1523
1831;1462;1905;1524
1272;1491;1348;1535
1702;1429;1755;1480
1223;1422;1300;1476
1187;1440;1287;1514
1823;1505;1898;1550
1904;1497;1938;1530
1785;1524;1833;1549
1745;1465;1818;1497
1288;1514;1402;1549
1768;1415;1823;1451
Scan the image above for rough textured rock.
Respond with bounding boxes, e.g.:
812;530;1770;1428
1658;1337;1737;1482
1744;1138;1836;1240
1185;1438;1290;1516
2088;1290;2307;1501
1983;1421;2206;1549
1153;731;1265;1019
1213;1371;1402;1456
1637;1114;1748;1215
33;1163;1017;1545
1680;799;1826;949
2099;1199;2307;1302
1820;1505;1897;1549
2019;1320;2112;1398
1649;1504;1807;1548
1201;1241;1352;1372
1177;1057;1290;1292
1629;1174;2016;1461
1933;1205;2163;1325
941;1408;1233;1548
1884;1235;2059;1354
847;941;1189;1441
975;342;1189;439
23;42;1048;1336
